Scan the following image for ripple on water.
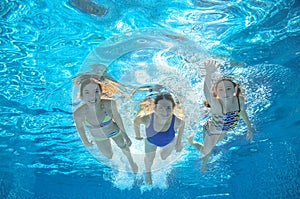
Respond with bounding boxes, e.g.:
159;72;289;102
0;0;19;18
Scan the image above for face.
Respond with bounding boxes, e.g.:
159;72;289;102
216;80;235;99
81;82;101;104
154;99;173;118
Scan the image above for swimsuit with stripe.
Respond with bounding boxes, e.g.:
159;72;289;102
85;106;120;141
204;97;241;135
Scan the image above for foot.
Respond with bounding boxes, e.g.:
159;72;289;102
187;135;204;152
186;135;194;144
200;164;208;173
200;154;209;173
145;172;152;185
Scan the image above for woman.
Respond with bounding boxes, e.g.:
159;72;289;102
134;93;185;184
73;77;138;173
188;59;253;172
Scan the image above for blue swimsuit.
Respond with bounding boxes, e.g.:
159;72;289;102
146;113;176;147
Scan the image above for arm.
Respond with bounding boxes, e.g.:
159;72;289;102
109;100;132;146
204;59;219;105
74;108;93;147
134;116;145;140
175;118;185;152
109;100;126;132
239;97;253;141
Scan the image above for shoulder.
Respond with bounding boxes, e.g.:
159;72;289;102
102;99;114;106
174;115;184;127
237;95;246;105
135;113;151;124
73;105;86;120
102;99;117;110
237;96;246;110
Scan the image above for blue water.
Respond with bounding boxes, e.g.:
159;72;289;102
1;0;300;198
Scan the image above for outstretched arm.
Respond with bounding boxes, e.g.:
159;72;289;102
109;100;132;146
204;59;220;104
239;97;253;141
175;118;185;152
110;100;126;132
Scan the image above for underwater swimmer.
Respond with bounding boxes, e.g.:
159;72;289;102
187;59;253;173
134;93;185;184
73;77;138;173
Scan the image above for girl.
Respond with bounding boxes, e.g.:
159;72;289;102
188;59;253;172
134;93;185;184
73;77;138;173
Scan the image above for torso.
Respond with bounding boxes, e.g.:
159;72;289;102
83;100;119;137
209;96;241;132
145;113;176;147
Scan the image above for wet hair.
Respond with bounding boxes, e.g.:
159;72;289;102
212;78;241;98
79;78;102;98
154;93;176;108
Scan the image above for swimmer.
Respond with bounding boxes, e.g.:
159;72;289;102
134;93;185;184
187;59;253;173
69;0;107;16
73;77;138;173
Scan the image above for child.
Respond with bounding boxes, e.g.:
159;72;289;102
73;77;138;173
188;59;253;172
134;93;185;184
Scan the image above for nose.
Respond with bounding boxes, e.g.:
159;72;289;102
90;93;96;99
163;108;172;114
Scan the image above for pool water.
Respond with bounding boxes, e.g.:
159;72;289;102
1;0;300;198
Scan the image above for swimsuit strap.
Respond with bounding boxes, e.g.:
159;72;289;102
237;96;241;112
85;104;113;129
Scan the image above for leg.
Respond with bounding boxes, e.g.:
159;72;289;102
200;152;211;173
112;133;138;173
144;139;157;185
160;137;177;160
187;134;204;152
95;140;113;159
200;133;223;172
202;133;219;157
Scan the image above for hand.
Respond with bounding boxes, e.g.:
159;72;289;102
186;135;194;144
84;140;93;147
123;134;132;147
205;59;220;74
246;129;253;141
135;136;144;141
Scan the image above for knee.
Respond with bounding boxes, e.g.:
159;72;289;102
104;152;113;159
144;154;155;162
201;147;212;157
161;155;167;160
117;142;127;150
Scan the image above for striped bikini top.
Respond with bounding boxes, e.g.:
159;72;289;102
211;97;241;131
84;107;113;130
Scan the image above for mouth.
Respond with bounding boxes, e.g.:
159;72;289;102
88;99;98;103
